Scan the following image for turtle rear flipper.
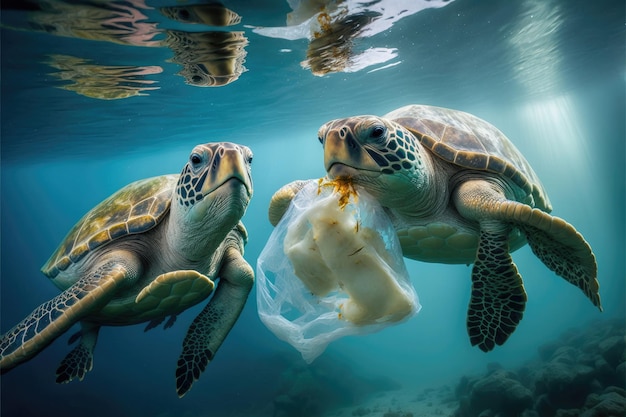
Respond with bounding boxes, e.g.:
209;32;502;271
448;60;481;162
513;211;601;310
135;270;215;312
0;255;139;373
56;322;100;383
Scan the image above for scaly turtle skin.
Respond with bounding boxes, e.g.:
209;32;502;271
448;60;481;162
0;142;255;397
269;104;601;352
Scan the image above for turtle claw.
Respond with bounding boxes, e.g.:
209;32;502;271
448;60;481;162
67;330;82;345
164;315;177;329
144;314;178;332
144;317;164;332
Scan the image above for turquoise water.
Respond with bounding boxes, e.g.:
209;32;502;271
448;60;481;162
1;1;624;416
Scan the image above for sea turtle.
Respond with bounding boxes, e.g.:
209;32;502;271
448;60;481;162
268;104;601;352
0;142;254;397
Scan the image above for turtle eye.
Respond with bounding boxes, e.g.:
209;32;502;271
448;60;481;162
317;125;329;144
370;125;387;140
190;153;202;165
177;8;191;21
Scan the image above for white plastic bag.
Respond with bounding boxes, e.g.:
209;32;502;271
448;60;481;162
256;179;420;363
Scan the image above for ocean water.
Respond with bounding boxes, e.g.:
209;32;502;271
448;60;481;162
0;1;624;416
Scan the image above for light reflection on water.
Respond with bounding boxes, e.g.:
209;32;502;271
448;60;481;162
508;0;564;95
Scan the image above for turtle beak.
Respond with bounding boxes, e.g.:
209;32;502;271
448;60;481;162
175;142;253;227
176;143;253;216
202;143;253;198
322;122;382;179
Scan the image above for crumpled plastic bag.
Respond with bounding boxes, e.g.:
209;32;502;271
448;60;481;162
256;179;420;363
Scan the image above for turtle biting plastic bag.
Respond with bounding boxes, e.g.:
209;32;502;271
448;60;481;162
256;178;420;363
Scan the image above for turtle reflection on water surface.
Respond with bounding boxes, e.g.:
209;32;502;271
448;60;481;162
0;142;254;398
7;0;247;96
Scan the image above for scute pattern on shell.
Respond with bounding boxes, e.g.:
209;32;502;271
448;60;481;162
42;175;178;278
385;105;551;212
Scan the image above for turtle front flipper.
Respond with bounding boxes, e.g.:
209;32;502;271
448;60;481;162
56;322;100;383
0;252;141;373
175;245;254;397
268;179;315;226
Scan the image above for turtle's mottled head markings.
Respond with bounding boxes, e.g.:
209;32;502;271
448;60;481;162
318;116;431;212
176;142;253;210
169;141;253;259
320;116;423;175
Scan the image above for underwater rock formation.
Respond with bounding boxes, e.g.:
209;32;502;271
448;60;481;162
272;352;401;417
454;318;626;417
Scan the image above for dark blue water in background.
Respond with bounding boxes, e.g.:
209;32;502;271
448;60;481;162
1;1;624;416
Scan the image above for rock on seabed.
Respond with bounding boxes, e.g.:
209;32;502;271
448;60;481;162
453;318;626;417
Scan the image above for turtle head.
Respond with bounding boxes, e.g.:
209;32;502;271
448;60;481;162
170;142;253;256
318;116;432;213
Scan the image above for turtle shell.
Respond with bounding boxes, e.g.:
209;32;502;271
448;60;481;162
384;105;551;212
42;175;178;278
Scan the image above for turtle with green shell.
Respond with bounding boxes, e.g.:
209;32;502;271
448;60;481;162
269;104;601;352
0;142;254;397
